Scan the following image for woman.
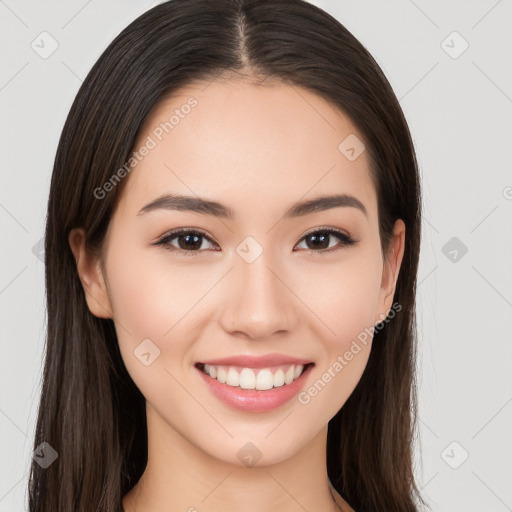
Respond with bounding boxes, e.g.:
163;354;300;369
28;1;426;510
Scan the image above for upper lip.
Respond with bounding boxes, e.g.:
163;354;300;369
198;353;313;368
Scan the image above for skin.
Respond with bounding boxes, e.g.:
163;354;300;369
69;78;405;512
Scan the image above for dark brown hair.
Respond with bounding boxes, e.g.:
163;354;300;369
29;1;426;510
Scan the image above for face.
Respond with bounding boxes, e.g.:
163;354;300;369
70;78;405;466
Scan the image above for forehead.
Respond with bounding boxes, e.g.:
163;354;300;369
118;79;377;221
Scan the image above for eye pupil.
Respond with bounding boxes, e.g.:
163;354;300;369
178;234;202;250
307;233;330;250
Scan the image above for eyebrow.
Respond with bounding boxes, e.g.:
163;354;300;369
137;193;368;219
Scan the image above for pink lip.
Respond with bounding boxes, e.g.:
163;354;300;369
196;363;315;413
199;353;313;368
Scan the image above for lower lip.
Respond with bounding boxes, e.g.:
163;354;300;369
196;364;314;413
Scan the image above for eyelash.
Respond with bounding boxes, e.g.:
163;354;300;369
152;227;356;256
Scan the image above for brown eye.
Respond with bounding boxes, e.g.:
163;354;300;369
173;232;204;250
153;229;217;254
295;229;355;253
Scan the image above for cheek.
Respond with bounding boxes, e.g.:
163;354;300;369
294;258;380;420
293;249;383;346
103;243;203;372
106;237;212;333
104;241;238;400
105;250;205;404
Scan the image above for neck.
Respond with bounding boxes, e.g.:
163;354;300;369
123;404;350;512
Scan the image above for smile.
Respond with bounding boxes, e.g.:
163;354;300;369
194;362;315;413
197;362;310;390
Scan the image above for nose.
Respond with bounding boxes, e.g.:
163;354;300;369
218;249;298;340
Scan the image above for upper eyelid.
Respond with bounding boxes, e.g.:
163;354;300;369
300;226;351;239
165;228;217;244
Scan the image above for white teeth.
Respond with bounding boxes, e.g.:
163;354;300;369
201;363;309;390
239;368;256;389
273;368;285;387
256;369;273;390
216;367;227;383
226;367;240;386
284;366;295;384
204;364;217;379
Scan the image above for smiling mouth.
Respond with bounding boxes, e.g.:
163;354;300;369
195;361;315;391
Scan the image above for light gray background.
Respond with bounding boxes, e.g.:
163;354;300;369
1;1;511;511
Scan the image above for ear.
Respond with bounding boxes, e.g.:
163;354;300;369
375;219;406;324
68;228;113;319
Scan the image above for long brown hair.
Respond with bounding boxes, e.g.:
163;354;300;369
29;1;425;510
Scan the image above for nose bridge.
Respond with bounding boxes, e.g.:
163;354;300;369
220;240;295;338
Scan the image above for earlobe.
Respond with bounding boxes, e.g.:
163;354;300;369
68;228;113;319
375;219;406;324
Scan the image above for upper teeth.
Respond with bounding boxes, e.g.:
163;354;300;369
203;364;305;390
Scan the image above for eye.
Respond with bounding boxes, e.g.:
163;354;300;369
294;228;356;254
152;228;218;255
152;227;356;256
